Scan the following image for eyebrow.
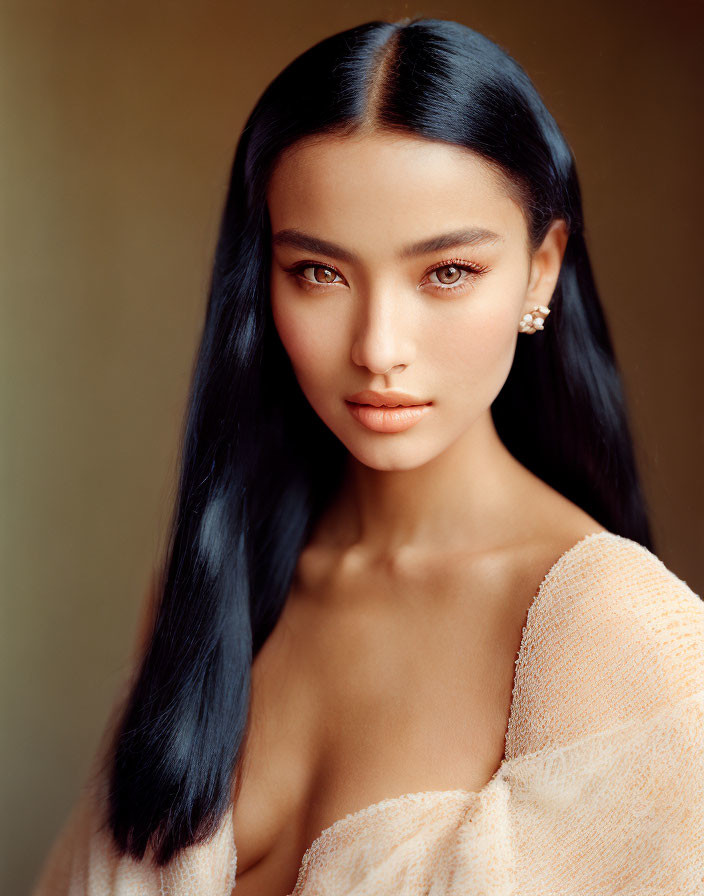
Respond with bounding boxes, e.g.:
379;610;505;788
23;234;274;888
271;226;503;264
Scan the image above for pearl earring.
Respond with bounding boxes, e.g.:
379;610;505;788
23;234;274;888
518;305;551;334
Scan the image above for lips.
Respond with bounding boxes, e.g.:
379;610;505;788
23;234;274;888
346;389;431;408
345;399;432;433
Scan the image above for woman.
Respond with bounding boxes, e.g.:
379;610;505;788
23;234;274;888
32;17;704;896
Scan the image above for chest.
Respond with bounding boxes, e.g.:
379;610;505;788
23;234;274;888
229;553;535;896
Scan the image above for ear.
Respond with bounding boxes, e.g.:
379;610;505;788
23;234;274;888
523;219;569;316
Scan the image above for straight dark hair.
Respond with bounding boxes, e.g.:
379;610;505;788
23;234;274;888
100;17;654;866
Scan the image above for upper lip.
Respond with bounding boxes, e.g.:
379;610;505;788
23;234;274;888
345;390;431;407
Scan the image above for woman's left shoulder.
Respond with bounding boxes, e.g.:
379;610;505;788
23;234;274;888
512;530;704;753
532;529;704;645
567;530;704;640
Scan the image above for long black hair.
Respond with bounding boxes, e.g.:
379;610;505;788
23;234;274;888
101;17;654;866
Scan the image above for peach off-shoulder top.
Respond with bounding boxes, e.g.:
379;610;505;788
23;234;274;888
31;532;704;894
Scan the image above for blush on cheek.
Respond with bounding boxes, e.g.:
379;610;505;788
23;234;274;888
442;309;513;359
275;321;308;367
438;309;518;394
271;310;341;398
290;326;333;368
271;301;311;362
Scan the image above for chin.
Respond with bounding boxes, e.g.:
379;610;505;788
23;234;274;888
343;435;442;472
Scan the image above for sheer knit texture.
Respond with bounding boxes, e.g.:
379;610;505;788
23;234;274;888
31;531;704;895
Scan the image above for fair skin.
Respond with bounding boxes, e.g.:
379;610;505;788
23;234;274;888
208;131;606;895
267;130;573;561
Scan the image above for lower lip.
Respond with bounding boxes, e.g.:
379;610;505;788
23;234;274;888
345;401;432;433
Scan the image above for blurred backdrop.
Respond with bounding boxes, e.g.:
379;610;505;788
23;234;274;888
2;0;703;891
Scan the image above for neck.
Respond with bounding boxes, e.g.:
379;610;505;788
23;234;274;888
316;410;542;560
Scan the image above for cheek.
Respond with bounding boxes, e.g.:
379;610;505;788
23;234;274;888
271;297;346;389
434;303;519;395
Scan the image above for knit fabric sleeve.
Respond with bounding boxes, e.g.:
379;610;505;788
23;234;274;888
506;533;704;754
501;533;704;894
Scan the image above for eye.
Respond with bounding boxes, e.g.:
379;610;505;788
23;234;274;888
283;258;489;294
423;259;489;294
287;262;346;289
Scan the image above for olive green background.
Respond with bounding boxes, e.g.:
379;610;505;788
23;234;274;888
2;1;702;891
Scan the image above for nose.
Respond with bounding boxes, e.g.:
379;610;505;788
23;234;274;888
349;287;413;375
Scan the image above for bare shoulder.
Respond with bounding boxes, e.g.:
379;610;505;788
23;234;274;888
468;488;608;607
508;476;609;582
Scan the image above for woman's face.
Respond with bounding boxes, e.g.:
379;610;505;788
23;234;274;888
267;131;565;471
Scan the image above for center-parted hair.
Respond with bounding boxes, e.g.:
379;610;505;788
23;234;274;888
102;17;654;866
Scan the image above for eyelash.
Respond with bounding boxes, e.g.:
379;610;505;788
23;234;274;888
284;257;489;294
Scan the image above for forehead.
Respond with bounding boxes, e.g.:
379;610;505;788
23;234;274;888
266;131;528;252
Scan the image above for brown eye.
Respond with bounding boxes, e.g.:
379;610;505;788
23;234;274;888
284;260;347;292
313;266;338;283
425;260;488;293
434;265;463;285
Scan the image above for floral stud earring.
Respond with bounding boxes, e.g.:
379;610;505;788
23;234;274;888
518;305;551;334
